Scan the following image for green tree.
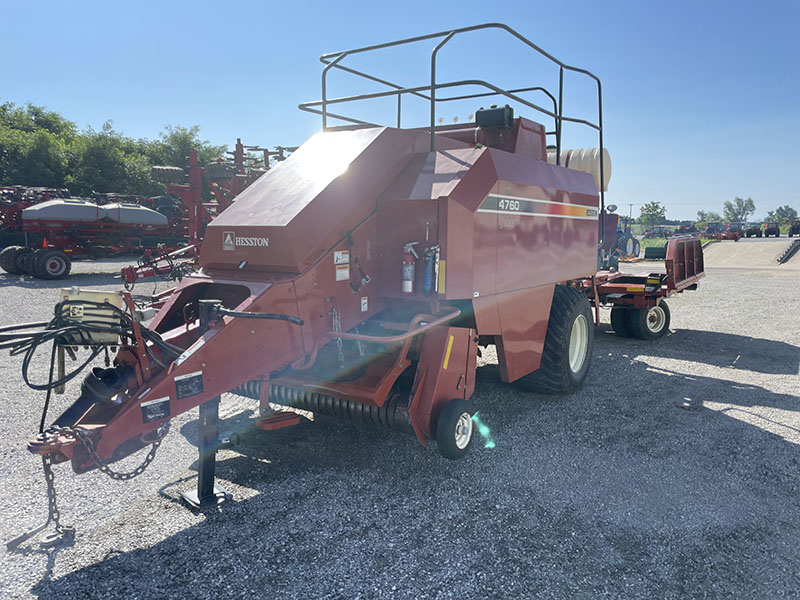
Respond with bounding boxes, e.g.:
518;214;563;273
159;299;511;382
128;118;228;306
722;196;755;223
0;101;229;197
766;205;798;224
696;210;722;225
640;201;666;228
146;125;226;169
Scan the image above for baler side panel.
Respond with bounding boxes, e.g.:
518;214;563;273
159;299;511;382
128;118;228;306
489;152;600;290
294;213;384;346
375;200;439;300
493;284;555;382
472;181;500;300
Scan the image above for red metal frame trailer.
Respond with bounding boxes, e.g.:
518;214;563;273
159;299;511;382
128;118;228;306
3;23;704;530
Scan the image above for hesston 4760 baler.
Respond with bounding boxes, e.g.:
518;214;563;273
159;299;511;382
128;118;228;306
4;24;703;538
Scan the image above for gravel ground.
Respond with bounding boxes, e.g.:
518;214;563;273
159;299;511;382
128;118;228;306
1;254;799;599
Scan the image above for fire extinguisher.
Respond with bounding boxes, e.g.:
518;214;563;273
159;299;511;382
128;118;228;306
402;242;419;294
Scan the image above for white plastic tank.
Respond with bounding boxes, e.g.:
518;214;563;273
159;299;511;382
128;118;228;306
546;147;612;192
103;203;168;225
22;199;168;226
22;199;104;222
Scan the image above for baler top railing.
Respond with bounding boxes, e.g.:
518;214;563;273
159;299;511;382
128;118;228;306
298;22;605;228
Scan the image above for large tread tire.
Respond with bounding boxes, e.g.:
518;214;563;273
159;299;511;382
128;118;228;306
27;249;48;276
203;162;236;181
0;245;23;274
611;307;633;337
632;239;641;257
15;247;33;273
151;165;185;185
34;249;71;279
518;285;594;394
629;301;671;341
435;398;476;460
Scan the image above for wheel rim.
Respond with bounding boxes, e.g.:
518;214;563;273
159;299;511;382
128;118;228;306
454;412;473;450
646;306;666;333
568;314;589;373
45;256;66;276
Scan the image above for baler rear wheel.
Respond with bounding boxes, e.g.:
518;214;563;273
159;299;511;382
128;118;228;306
34;249;71;279
519;285;594;394
0;245;23;274
610;307;633;337
435;398;476;460
629;301;670;341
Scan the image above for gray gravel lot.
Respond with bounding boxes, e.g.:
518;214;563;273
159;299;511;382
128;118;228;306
1;248;799;599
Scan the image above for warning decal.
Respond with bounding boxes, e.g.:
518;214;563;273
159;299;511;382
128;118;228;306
334;250;350;265
141;396;170;423
175;370;204;399
335;264;350;281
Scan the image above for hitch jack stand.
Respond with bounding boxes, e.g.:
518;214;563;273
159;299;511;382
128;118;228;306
182;299;231;510
181;396;231;510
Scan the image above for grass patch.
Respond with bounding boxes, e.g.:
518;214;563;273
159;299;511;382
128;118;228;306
638;237;669;248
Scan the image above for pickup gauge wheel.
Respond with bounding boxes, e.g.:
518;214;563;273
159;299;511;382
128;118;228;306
436;398;476;460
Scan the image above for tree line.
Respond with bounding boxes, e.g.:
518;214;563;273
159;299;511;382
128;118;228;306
635;197;798;228
0;101;226;197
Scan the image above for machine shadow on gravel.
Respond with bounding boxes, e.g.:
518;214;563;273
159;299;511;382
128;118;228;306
597;325;800;375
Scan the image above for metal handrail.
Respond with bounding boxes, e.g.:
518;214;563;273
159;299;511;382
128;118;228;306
299;22;606;239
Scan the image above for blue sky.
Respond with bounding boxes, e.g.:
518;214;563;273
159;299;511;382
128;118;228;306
2;0;798;220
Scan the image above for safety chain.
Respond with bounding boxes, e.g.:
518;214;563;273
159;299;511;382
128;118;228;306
57;423;170;481
330;306;345;372
41;454;75;541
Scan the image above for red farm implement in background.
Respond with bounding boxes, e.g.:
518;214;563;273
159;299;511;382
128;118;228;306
0;141;293;280
3;24;704;535
119;141;296;288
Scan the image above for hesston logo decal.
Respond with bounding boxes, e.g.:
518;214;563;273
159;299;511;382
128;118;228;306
222;231;269;251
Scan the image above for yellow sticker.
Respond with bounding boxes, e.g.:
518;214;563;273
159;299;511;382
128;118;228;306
443;334;454;370
438;259;446;294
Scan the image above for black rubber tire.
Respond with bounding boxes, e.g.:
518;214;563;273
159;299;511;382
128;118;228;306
632;239;641;257
629;300;671;341
776;232;780;238
151;165;185;184
203;162;235;181
34;249;71;279
27;248;48;276
0;245;23;274
611;307;633;337
435;398;476;460
15;247;33;273
518;285;594;394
